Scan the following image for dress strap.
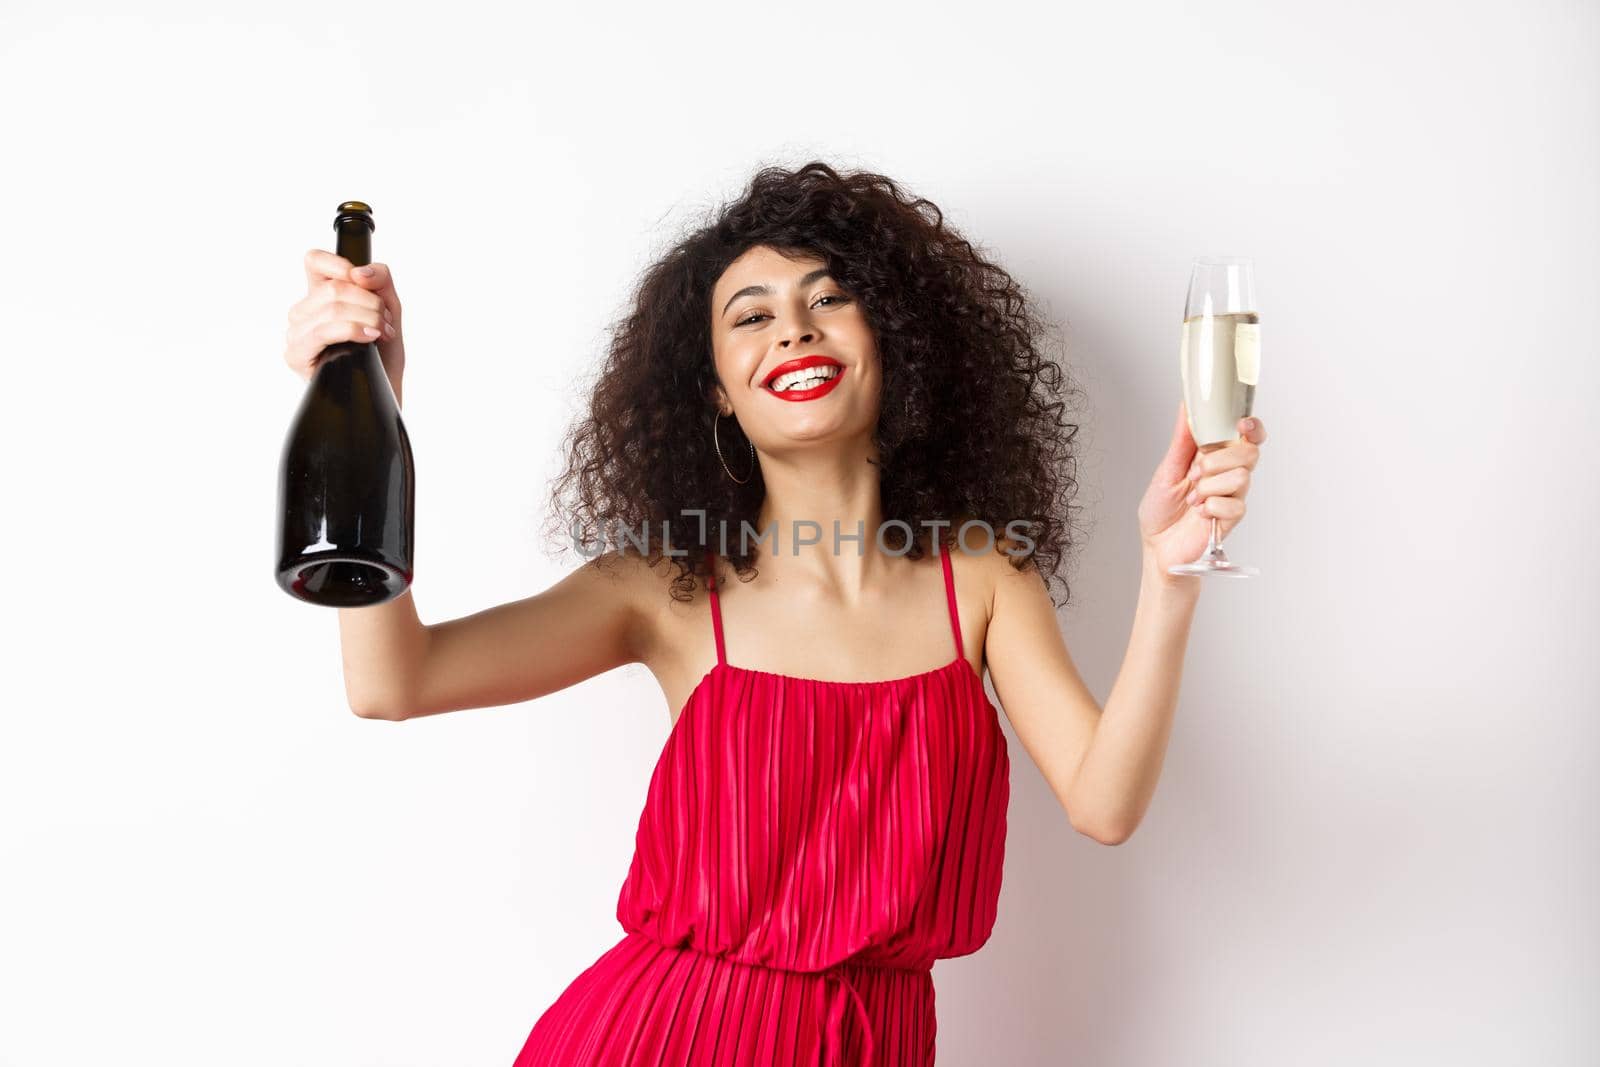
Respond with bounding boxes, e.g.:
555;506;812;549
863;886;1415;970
705;549;727;667
939;545;965;662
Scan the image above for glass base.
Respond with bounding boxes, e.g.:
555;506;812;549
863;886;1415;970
1168;557;1259;578
1169;516;1259;578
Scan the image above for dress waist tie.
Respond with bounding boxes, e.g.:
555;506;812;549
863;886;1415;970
818;966;876;1067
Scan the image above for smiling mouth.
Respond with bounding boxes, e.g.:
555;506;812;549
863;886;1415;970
766;364;843;393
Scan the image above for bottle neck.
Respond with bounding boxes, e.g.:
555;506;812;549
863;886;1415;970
335;217;372;267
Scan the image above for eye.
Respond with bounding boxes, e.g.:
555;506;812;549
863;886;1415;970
734;294;849;328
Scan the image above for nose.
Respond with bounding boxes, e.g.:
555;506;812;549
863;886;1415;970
777;322;817;348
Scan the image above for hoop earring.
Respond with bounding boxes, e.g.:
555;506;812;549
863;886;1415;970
713;409;756;484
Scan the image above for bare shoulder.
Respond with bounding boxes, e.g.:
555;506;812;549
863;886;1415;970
946;516;1033;672
607;549;707;667
957;520;1052;633
949;517;1034;607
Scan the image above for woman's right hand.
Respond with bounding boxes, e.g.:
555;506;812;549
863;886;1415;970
284;249;407;404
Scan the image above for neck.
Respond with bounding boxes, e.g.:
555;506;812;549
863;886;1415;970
744;436;893;591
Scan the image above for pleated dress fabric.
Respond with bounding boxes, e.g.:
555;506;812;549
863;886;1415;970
512;548;1010;1066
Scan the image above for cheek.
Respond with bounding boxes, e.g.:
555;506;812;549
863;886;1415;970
850;332;882;380
849;344;883;407
716;337;767;388
849;317;881;362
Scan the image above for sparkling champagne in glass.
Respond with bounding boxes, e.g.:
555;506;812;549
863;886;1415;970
1170;256;1260;578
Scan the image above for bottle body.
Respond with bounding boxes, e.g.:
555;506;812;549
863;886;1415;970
275;202;416;607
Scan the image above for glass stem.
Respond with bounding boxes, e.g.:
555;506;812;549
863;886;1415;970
1204;515;1226;561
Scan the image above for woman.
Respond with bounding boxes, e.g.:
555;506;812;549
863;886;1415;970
283;161;1267;1065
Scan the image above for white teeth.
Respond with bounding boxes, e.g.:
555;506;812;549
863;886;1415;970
770;366;840;392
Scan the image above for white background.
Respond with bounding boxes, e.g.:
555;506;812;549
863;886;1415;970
1;1;1594;1064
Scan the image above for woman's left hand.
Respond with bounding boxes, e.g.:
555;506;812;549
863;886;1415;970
1137;400;1267;577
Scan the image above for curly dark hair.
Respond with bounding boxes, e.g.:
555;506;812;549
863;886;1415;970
541;159;1085;607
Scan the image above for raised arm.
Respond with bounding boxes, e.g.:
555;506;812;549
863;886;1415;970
354;551;653;722
979;548;1113;840
983;541;1206;846
282;249;654;723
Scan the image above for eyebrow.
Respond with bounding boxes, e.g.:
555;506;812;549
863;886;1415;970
720;267;835;317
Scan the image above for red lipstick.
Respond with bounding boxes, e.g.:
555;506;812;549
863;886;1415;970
763;355;846;402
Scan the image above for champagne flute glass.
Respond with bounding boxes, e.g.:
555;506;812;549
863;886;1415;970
1169;256;1261;578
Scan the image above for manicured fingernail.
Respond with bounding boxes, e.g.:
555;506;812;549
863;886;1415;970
1187;491;1200;506
1241;417;1255;431
356;266;376;277
363;326;381;337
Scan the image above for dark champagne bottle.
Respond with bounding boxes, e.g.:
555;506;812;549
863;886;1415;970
275;201;415;607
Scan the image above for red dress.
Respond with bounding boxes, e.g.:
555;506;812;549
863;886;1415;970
512;547;1010;1066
